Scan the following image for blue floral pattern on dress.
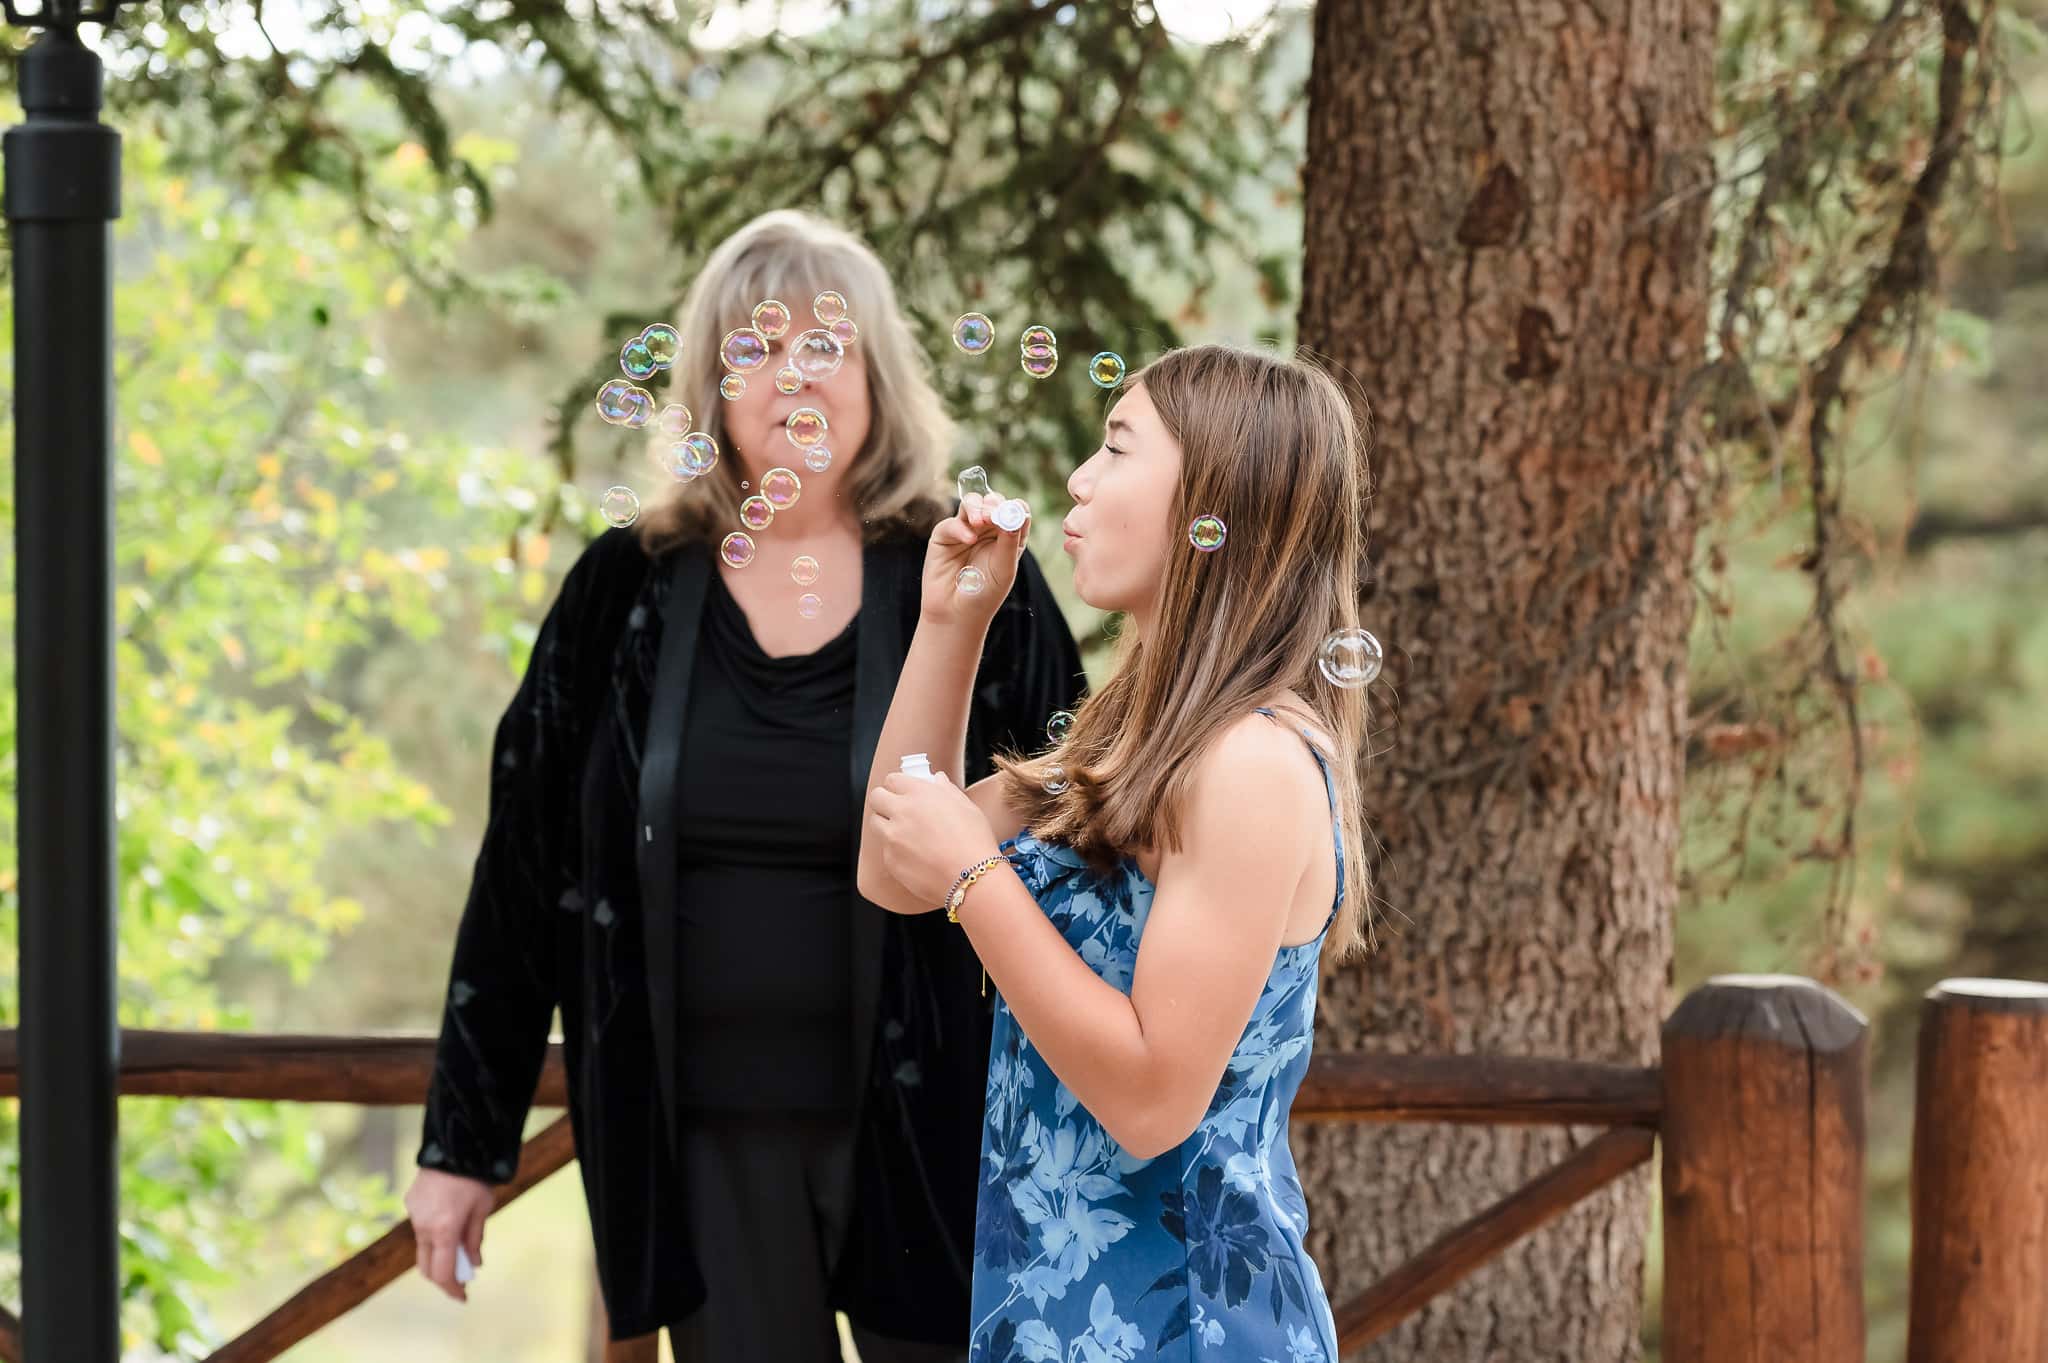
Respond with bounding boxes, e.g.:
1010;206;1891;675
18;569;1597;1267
969;721;1343;1363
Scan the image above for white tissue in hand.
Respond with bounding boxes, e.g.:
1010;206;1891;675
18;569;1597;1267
992;498;1029;533
455;1245;476;1283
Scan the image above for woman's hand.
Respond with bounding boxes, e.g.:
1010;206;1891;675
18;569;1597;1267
867;770;1005;912
404;1166;494;1302
920;491;1031;628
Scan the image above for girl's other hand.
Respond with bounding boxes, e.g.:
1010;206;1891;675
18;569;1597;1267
866;770;1003;911
921;491;1029;627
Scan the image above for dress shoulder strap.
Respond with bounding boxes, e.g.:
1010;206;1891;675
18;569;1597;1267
1251;707;1345;931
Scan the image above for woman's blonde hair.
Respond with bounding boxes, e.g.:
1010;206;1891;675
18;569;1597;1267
996;344;1376;959
634;210;953;553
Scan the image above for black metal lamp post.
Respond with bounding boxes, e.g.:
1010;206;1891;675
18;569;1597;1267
4;0;123;1357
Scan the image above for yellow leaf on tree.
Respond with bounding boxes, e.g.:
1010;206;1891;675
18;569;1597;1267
257;453;283;481
522;532;551;566
393;142;429;170
218;633;245;666
385;278;410;308
128;430;163;466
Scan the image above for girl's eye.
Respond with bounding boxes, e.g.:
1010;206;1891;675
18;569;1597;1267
1104;442;1125;456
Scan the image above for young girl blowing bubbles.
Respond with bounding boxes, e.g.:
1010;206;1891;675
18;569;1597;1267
859;343;1371;1363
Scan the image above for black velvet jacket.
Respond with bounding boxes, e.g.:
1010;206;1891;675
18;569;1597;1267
416;525;1085;1342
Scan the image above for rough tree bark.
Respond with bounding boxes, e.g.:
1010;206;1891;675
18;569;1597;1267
1295;1;1716;1359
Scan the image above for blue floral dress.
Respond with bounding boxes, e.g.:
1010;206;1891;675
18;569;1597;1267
969;719;1343;1363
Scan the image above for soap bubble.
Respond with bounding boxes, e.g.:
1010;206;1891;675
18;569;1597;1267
600;486;641;527
1019;324;1057;350
597;380;653;428
829;316;859;347
798;592;824;619
1021;344;1059;379
955;565;988;597
1088;352;1126;388
1044;764;1069;794
680;432;719;476
720;531;757;568
813;290;849;324
790;555;821;586
785;407;829;448
740;495;776;531
751;300;792;339
992;498;1029;533
1316;628;1383;690
659;403;692;437
789;328;846;381
619;336;658;380
641;324;681;368
774;365;805;395
720;327;770;373
803;445;834;473
1188;515;1228;552
657;444;694;481
956;465;992;501
719;374;747;401
952;312;996;355
1046;710;1074;744
761;467;803;509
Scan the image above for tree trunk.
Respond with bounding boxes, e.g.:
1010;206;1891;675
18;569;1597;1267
1295;1;1716;1359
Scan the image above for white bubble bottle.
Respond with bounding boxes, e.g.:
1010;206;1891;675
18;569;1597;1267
899;753;937;782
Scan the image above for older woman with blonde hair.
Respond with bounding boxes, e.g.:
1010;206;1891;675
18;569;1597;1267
403;210;1083;1362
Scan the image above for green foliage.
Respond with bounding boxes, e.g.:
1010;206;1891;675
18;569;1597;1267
0;124;554;1354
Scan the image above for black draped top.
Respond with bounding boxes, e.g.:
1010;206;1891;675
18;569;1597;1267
673;573;860;1110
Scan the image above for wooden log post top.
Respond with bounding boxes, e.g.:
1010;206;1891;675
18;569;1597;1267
1660;975;1869;1363
1907;977;2048;1363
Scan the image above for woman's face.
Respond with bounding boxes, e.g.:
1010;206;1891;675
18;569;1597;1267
1062;382;1182;624
719;323;872;496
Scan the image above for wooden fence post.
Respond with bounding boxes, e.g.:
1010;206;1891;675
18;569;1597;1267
1906;977;2048;1363
1660;974;1867;1363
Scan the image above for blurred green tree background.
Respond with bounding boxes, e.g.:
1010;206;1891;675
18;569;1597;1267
2;0;2044;1358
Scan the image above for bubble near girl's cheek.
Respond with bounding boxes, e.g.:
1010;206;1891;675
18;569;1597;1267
720;531;757;568
1188;515;1228;552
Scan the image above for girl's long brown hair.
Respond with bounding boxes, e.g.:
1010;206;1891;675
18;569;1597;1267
997;344;1376;959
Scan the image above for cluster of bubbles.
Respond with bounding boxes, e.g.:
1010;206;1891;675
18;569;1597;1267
1178;508;1384;691
947;315;1123;391
720;290;851;403
596;321;726;530
714;292;859;619
1042;709;1075;793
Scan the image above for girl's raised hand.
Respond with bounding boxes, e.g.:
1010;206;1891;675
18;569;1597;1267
921;491;1030;627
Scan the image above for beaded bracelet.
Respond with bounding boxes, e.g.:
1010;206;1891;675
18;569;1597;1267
945;854;1008;923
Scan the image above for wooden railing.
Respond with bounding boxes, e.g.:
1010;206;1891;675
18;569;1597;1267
2;974;2044;1362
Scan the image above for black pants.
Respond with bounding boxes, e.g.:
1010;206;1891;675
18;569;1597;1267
668;1112;967;1363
